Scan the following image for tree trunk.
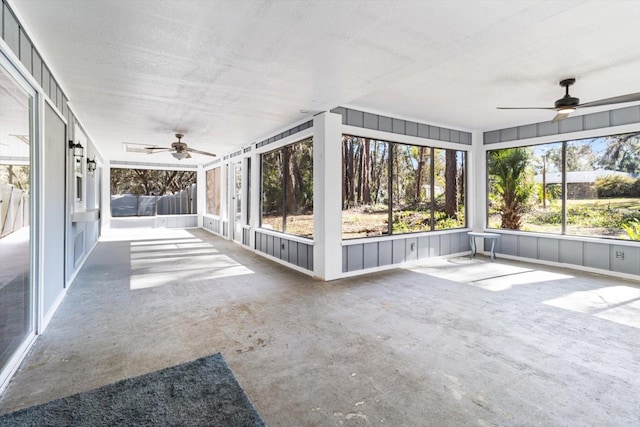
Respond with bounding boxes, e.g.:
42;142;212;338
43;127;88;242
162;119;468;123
444;150;457;217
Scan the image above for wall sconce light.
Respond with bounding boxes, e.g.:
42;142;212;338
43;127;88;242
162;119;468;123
69;140;84;158
87;158;97;176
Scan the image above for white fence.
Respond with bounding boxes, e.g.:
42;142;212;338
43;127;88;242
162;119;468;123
111;184;197;217
0;183;29;238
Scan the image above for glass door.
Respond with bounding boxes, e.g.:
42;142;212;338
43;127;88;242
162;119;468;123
0;61;35;385
232;162;242;243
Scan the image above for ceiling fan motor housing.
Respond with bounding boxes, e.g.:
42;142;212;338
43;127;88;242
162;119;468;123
555;94;580;108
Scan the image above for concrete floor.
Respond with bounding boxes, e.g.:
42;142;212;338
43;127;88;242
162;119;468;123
1;228;639;426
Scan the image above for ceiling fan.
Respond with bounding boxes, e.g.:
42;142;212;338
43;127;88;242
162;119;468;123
145;133;216;160
497;78;640;123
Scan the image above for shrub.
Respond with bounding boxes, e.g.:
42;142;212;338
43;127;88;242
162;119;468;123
623;219;640;240
596;175;638;198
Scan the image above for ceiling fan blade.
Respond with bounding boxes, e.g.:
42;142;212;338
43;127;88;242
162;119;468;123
551;112;570;123
496;107;557;110
186;152;192;159
187;148;217;157
144;147;172;154
578;92;640;108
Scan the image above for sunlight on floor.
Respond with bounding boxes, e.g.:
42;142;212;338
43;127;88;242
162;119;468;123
406;257;573;291
102;228;255;290
544;285;640;329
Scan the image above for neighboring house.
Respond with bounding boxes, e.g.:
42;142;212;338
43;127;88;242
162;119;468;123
534;169;632;199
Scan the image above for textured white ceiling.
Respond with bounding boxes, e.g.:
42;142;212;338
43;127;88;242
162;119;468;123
10;0;640;164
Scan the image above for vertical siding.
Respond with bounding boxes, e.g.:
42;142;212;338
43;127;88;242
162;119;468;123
254;230;314;272
342;230;471;273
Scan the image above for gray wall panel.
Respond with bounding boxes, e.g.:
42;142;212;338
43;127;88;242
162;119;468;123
418;123;429;138
406;121;418;136
560;240;583;266
392;118;405;134
612;106;640;126
537;121;559;137
379;116;392;132
363;112;378;130
519;236;538;259
538;238;559;263
484;130;500;144
499;234;518;256
440;128;450;142
379;241;392;265
405;237;418;261
289;241;298;266
298;243;308;270
519;124;537;139
19;29;31;73
364;243;378;269
347;245;364;272
429;126;440;140
392;239;405;264
430;236;441;257
485;106;640;144
280;238;288;262
307;245;313;271
585;111;610;130
3;4;19;56
273;237;281;259
450;233;461;254
500;127;518;142
418;236;430;259
440;234;451;255
342;246;348;273
347;109;364;127
559;116;583;133
612;245;640;275
584;243;610;271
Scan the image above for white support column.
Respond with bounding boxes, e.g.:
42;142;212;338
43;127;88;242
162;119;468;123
470;130;485;232
313;112;343;281
101;163;111;234
196;165;205;227
249;151;260;250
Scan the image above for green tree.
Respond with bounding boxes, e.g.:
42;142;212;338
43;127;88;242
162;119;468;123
488;147;534;229
600;133;640;174
110;168;196;196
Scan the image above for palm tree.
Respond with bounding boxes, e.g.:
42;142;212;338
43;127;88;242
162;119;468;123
488;147;533;229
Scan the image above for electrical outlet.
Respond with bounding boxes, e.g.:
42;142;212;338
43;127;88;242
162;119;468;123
281;243;285;250
615;251;624;260
410;243;416;251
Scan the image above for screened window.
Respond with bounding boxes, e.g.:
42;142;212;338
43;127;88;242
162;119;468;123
260;138;313;237
342;134;466;239
487;131;640;240
110;168;196;217
206;167;221;216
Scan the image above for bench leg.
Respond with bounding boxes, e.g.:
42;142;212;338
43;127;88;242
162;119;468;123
469;235;476;259
490;238;496;261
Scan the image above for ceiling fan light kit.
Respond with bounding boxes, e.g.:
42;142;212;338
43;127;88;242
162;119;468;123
144;133;216;161
497;78;640;123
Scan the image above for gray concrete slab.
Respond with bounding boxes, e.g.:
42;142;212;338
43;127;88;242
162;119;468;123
1;228;639;426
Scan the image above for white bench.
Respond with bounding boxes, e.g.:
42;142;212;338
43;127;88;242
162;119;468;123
468;232;501;261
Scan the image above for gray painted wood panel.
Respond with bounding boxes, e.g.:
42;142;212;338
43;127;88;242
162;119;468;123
612;245;640;275
379;241;393;265
519;236;538;259
584;243;610;271
364;243;378;269
347;245;364;272
538;238;560;263
560;240;583;266
392;239;405;264
485;105;640;143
